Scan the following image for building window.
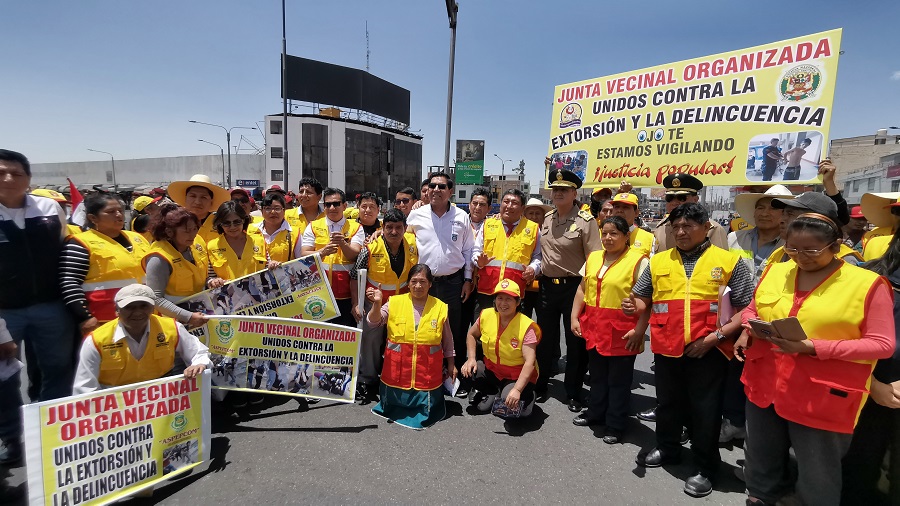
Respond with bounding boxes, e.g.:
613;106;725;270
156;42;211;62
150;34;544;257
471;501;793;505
302;123;328;187
270;147;283;159
458;189;467;200
853;179;861;192
271;170;284;182
868;178;877;191
270;120;283;135
892;180;900;192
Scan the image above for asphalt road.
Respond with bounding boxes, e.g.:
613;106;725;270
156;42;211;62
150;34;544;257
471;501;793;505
2;335;748;505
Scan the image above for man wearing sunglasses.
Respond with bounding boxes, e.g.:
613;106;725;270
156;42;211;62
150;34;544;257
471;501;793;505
407;172;475;392
300;188;365;328
393;187;417;218
651;174;728;254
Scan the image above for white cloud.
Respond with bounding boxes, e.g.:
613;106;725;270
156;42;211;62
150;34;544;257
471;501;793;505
892;71;900;81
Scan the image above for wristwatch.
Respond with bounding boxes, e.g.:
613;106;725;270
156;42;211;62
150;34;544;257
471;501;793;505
464;278;473;283
715;329;727;342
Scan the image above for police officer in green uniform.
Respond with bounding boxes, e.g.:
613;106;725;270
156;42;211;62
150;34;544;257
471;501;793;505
536;168;603;411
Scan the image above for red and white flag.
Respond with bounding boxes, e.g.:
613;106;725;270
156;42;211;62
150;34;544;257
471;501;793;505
67;178;86;227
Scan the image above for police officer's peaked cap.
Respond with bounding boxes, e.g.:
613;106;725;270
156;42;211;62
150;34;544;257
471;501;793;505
548;169;583;189
662;174;703;195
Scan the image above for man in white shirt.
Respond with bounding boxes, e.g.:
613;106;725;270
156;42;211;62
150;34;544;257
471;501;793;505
300;188;365;327
406;171;475;396
73;284;211;394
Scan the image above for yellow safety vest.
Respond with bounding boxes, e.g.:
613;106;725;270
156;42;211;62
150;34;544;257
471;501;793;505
649;245;739;358
863;235;891;261
249;222;297;263
311;218;361;300
143;237;209;300
284;208;324;237
862;226;894;249
72;229;151;323
629;227;654;256
581;247;645;355
197;213;218;245
382;294;448;390
755;261;885;433
92;315;179;387
479;308;541;382
477;218;539;295
207;234;267;280
365;235;418;299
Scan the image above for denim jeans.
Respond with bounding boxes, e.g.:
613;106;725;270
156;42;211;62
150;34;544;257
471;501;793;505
0;300;75;443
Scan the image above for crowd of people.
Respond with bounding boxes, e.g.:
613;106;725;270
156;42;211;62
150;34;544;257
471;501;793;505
1;146;900;504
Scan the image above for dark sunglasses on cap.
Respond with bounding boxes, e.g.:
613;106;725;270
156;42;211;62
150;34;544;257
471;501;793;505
394;198;411;205
323;201;343;208
428;183;449;190
232;197;249;204
665;194;689;203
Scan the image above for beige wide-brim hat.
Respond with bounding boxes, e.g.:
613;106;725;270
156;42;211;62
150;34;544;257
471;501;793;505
861;192;900;228
524;197;552;215
167;174;231;210
734;185;794;227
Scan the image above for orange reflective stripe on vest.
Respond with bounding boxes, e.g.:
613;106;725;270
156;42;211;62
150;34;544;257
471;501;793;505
479;308;540;382
648;245;739;358
755;261;884;433
580;248;645;356
73;229;151;323
381;294;447;391
476;218;538;296
365;236;418;300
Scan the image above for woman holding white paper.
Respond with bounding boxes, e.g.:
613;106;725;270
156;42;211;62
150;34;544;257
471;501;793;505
740;214;895;506
366;264;456;430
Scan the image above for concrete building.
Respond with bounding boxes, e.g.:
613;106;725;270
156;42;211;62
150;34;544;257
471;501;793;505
833;131;900;204
264;112;423;202
29;154;265;192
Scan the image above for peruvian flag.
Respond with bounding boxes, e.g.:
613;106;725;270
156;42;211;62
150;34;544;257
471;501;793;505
67;178;86;227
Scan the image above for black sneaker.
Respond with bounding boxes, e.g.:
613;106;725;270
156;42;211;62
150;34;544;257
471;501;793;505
455;387;470;399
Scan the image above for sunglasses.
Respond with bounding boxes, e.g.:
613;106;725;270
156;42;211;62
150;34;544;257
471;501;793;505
323;201;343;208
428;183;449;190
220;219;244;228
394;198;411;205
665;194;689;203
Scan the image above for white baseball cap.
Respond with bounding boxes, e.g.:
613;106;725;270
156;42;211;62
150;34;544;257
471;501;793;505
114;284;155;308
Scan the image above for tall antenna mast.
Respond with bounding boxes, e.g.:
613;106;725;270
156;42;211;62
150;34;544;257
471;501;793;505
366;21;370;73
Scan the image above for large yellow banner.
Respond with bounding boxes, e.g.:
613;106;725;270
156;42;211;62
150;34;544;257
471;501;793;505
548;29;842;188
205;316;361;403
23;373;212;506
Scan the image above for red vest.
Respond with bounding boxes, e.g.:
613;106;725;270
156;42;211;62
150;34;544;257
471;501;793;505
648;245;740;358
381;294;448;391
579;248;646;356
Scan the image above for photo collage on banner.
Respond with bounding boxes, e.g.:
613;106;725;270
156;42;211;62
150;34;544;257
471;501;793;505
548;29;842;188
205;316;361;403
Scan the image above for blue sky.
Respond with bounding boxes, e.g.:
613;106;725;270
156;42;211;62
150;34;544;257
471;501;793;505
3;0;899;188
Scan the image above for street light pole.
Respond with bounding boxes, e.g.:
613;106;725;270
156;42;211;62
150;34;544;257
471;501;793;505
442;0;458;173
198;139;225;185
189;120;256;188
87;148;117;191
493;153;511;178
